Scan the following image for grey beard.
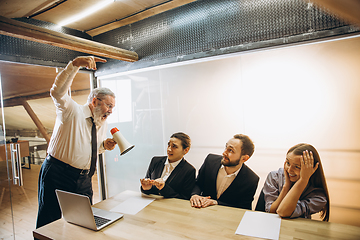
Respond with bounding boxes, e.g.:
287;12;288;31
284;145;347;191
93;106;106;127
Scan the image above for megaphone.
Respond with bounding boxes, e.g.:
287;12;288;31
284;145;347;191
110;127;135;155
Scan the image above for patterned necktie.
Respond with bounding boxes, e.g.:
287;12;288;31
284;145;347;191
89;117;97;177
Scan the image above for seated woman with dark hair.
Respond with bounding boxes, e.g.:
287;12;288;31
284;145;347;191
140;132;196;200
260;143;330;221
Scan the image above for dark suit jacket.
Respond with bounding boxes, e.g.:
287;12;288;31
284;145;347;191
191;153;259;210
141;156;196;200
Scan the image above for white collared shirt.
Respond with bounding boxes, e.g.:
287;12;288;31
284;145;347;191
216;165;242;199
160;158;182;181
47;61;106;169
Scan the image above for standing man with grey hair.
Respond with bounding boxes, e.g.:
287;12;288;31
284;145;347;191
36;56;118;228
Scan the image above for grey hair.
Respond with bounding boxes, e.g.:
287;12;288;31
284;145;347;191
87;87;115;104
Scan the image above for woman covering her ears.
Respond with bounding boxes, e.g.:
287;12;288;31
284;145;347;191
261;143;329;221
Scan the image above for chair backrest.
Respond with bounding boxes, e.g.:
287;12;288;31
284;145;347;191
255;189;265;212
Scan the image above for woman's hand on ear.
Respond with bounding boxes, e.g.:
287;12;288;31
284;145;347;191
300;150;319;182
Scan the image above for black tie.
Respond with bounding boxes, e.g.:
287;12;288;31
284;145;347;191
89;117;97;177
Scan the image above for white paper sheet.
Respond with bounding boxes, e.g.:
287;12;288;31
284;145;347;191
113;190;142;201
110;195;155;215
235;211;281;240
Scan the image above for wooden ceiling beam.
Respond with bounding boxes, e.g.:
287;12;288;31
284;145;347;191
3;89;90;107
86;0;197;37
22;101;51;144
23;0;61;18
0;16;138;62
311;0;360;27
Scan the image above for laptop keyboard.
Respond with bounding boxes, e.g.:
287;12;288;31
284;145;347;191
94;215;111;228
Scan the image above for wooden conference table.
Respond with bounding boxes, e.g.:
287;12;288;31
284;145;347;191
33;191;360;240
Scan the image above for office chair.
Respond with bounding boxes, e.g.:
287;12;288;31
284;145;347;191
255;189;265;212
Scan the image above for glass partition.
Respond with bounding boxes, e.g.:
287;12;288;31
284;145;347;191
0;73;15;239
99;56;249;197
99;36;360;228
100;70;165;196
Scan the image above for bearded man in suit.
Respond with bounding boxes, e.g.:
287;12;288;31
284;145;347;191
190;134;259;210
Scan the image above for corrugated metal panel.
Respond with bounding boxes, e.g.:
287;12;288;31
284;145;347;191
94;0;359;75
0;0;358;70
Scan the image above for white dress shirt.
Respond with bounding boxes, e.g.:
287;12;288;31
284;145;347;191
216;165;242;199
160;158;182;181
47;61;106;169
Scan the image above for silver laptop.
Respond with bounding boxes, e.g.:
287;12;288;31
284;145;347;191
55;189;123;231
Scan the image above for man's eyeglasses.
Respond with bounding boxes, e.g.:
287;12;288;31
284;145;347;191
97;98;114;110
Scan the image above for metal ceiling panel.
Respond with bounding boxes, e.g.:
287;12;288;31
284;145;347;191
94;0;359;75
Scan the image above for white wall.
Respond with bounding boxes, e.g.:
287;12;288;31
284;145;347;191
100;36;360;226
